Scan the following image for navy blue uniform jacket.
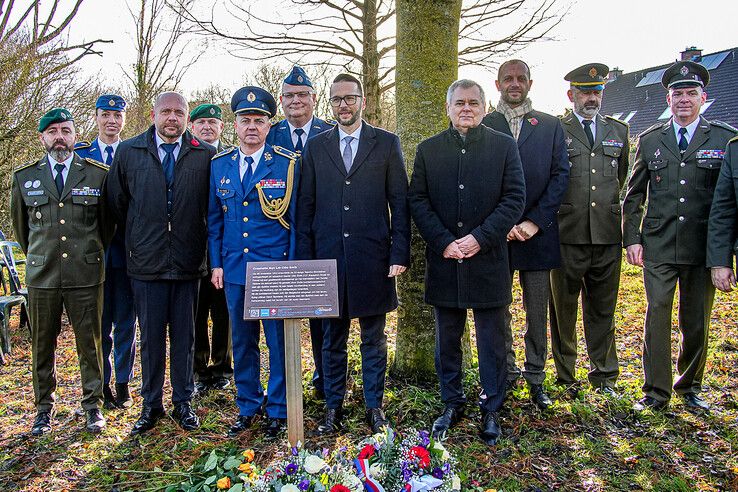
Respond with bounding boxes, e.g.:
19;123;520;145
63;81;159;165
482;110;569;271
295;122;411;318
267;117;334;151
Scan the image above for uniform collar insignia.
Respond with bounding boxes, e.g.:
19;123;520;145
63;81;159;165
264;152;272;161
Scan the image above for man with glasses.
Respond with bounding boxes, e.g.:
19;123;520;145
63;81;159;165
296;73;411;435
267;65;333;400
623;61;737;412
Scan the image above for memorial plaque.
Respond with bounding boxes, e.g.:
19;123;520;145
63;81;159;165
244;259;339;320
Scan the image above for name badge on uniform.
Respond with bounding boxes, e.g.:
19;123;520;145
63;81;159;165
27;190;45;196
71;187;101;196
602;139;624;148
259;179;286;189
696;149;725;160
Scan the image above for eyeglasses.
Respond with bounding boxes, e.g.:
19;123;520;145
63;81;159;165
282;91;313;100
329;95;363;107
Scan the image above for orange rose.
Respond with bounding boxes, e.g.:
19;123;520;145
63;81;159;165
242;449;255;462
239;462;253;474
216;477;231;489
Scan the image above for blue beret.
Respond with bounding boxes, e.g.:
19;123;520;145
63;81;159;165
231;86;277;118
38;108;73;132
284;65;313;88
96;94;127;112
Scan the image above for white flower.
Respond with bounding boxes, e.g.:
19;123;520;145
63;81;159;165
432;441;451;460
344;473;363;492
451;475;461;490
368;463;386;479
281;485;300;492
303;455;327;474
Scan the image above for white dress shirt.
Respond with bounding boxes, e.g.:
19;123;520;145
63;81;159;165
154;133;183;162
288;118;314;149
97;138;121;161
48;153;73;183
338;123;362;167
575;112;598;141
672;117;700;146
239;145;265;182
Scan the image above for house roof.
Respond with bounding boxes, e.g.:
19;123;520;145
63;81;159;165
600;47;738;136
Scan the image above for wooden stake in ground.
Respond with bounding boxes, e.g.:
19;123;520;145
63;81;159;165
284;318;304;446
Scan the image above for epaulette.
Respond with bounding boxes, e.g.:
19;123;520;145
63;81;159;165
14;161;36;173
710;120;738;133
212;147;235;160
325;118;337;126
728;135;738;144
85;157;109;170
273;145;299;161
639;122;663;138
74;140;92;150
605;115;629;127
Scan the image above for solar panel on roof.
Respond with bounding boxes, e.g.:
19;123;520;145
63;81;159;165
635;68;667;87
701;51;730;70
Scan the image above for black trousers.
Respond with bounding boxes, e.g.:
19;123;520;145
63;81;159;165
131;278;199;408
194;276;232;381
309;318;324;393
435;306;507;413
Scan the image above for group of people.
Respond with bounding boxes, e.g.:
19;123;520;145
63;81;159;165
10;57;738;447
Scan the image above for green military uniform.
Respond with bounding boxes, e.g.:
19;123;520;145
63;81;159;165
707;136;738;269
551;111;629;388
11;152;113;412
623;115;737;402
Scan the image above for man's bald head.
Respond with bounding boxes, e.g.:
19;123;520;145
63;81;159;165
152;91;189;142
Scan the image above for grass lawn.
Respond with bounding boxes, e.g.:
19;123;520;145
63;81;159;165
0;260;737;491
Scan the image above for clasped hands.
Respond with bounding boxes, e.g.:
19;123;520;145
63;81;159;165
443;234;480;260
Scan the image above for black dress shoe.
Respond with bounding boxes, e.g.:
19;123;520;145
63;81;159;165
682;393;709;410
316;407;343;435
529;384;553;410
31;411;52;436
480;410;501;446
86;408;106;434
103;384;119;410
596;385;619;398
115;382;133;408
193;380;210;397
211;377;231;390
633;396;667;412
131;406;165;435
228;415;255;437
431;405;464;440
265;417;287;438
366;408;389;434
172;402;200;431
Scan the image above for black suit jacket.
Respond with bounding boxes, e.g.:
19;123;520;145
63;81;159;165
296;121;411;318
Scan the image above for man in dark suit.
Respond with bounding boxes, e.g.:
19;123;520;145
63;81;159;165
12;108;113;435
296;73;411;434
707;135;738;292
107;92;216;434
267;65;334;400
410;79;526;446
623;61;737;412
188;103;232;394
75;94;137;410
481;60;569;410
551;64;629;396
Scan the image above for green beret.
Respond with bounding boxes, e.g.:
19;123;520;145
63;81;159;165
190;103;222;121
38;107;74;132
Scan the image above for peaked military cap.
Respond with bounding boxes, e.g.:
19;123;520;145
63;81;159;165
565;63;609;91
38;108;74;132
284;65;313;88
231;86;277;118
190;103;223;121
95;94;127;112
661;60;709;89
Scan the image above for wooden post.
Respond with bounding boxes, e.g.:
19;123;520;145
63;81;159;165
284;318;304;446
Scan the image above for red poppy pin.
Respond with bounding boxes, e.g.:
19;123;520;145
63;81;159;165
528;117;538;126
191;138;200;147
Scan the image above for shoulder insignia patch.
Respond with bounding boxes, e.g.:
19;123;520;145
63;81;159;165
213;147;236;160
14;160;36;172
711;120;738;133
729;135;738;144
85;158;109;170
74;140;92;150
325;118;338;126
272;145;299;161
605;115;629;127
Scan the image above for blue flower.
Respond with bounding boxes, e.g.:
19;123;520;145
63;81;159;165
419;430;430;447
286;463;298;475
432;467;444;479
298;479;311;490
292;447;299;456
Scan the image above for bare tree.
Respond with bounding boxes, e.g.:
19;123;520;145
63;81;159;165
173;0;564;126
122;0;203;133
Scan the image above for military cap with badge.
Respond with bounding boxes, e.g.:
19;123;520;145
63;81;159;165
38;107;74;132
661;60;709;89
96;94;127;112
190;103;223;122
565;63;609;91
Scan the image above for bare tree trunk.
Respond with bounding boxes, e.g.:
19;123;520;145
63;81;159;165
392;0;463;379
361;0;381;126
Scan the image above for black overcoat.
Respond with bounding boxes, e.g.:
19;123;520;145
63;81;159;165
295;122;411;318
482;110;569;270
409;125;526;308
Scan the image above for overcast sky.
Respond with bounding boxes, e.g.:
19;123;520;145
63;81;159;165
68;0;738;116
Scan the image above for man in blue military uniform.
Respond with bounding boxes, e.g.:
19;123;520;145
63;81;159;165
267;65;333;400
76;94;136;409
209;86;299;438
189;103;233;394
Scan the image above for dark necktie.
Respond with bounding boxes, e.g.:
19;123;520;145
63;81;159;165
678;127;688;153
342;136;355;172
294;128;305;152
105;145;114;165
242;156;254;190
583;119;595;147
160;143;177;187
54;163;66;195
